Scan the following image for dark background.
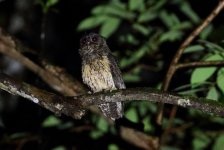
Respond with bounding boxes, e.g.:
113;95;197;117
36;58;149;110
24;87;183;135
0;0;224;150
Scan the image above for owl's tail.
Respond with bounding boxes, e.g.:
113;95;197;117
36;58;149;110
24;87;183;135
99;102;123;120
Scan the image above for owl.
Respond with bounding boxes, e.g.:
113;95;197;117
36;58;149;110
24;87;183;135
79;33;125;120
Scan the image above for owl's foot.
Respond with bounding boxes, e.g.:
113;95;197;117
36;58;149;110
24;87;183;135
87;91;92;94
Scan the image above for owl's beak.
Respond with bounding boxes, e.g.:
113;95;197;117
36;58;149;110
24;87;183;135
86;43;94;53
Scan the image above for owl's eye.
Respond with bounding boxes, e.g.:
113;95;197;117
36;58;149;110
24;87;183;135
81;38;87;45
92;36;98;42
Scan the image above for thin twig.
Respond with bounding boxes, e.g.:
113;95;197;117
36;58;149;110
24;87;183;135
120;127;158;150
176;61;224;69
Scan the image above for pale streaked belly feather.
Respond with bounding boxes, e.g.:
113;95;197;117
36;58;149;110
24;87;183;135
82;56;116;92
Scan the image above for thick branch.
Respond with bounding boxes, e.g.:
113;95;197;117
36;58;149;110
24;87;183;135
0;28;155;149
0;73;86;119
0;28;85;96
0;73;224;119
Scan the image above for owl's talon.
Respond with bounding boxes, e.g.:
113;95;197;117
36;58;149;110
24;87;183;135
88;91;92;94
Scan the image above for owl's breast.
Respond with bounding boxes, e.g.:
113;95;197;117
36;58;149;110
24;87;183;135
82;56;116;92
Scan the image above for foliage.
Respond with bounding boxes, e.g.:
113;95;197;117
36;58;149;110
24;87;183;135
36;0;59;13
76;0;224;149
177;40;224;101
77;0;200;72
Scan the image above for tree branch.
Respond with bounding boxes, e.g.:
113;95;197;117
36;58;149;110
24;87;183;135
0;27;156;149
176;60;224;69
0;28;85;96
0;73;224;119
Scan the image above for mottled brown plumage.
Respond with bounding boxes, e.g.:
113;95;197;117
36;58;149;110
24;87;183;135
79;33;125;120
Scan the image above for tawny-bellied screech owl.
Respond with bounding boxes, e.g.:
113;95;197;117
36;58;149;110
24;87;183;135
79;33;125;120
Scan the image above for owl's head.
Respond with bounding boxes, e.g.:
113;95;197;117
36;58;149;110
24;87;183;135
79;33;108;57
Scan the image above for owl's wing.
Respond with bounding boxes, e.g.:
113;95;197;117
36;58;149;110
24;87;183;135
108;53;126;89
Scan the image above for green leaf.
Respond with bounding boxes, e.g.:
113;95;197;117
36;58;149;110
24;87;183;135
123;73;141;82
172;21;192;30
37;0;59;13
184;45;204;53
123;65;141;82
111;0;126;10
58;122;73;130
108;144;119;150
159;30;183;42
180;2;200;24
206;87;219;100
192;131;211;150
138;11;157;23
90;130;104;139
125;108;138;123
96;117;109;133
198;40;224;52
150;0;167;11
211;116;224;125
213;135;224;150
77;16;107;31
143;117;153;132
46;0;59;8
200;25;213;39
160;11;181;29
52;146;66;150
170;13;181;25
129;0;144;11
92;5;135;20
217;68;224;94
91;5;104;14
132;23;151;36
126;34;139;45
178;88;207;95
92;0;126;15
193;138;209;150
42;115;62;127
100;17;121;38
35;0;45;8
191;67;216;84
120;45;147;68
138;101;149;116
191;54;223;84
159;10;174;28
211;117;224;125
10;132;27;139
